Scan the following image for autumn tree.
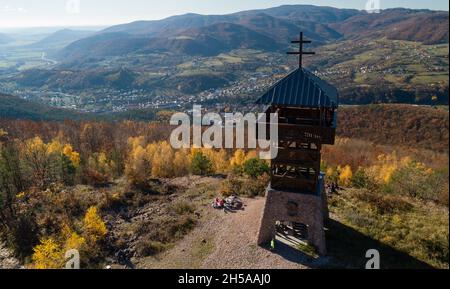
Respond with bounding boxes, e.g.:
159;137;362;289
83;207;107;243
173;149;191;177
21;137;51;189
31;238;64;269
204;149;229;174
125;142;150;185
230;149;246;173
151;141;175;178
339;165;353;187
48;140;79;185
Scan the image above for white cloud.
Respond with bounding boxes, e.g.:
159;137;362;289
0;5;28;14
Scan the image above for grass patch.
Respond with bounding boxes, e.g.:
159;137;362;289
135;240;169;257
171;201;195;215
329;188;449;268
191;238;215;267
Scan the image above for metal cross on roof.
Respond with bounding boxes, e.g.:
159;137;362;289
287;32;316;68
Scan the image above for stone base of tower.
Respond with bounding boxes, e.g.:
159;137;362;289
257;187;328;256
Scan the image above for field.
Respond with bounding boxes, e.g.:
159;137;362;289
308;39;449;104
0;48;52;71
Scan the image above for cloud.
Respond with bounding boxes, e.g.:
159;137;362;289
0;5;28;14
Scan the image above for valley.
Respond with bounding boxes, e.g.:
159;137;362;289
0;5;448;113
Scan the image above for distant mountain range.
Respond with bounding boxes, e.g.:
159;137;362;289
329;8;449;44
1;4;448;111
55;5;448;60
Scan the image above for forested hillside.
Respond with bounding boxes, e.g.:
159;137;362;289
0;114;448;269
338;105;449;152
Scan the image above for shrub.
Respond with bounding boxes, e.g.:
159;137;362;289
190;151;212;176
8;214;40;260
171;201;195;215
31;238;64;269
80;169;110;187
325;166;339;184
135;240;167;257
220;175;244;197
246;174;270;197
169;216;196;239
220;174;269;197
383;162;448;203
351;168;373;189
243;158;270;179
354;190;413;214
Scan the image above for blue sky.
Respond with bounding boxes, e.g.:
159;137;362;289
0;0;448;28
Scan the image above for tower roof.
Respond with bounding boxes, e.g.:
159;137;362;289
256;68;339;108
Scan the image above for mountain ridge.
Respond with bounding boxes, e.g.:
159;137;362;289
28;29;94;49
56;6;449;61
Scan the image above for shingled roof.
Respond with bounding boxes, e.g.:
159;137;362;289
256;68;339;108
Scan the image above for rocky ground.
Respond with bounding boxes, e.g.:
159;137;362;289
5;175;436;269
134;195;328;269
0;243;21;269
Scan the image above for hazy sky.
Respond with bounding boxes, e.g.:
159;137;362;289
0;0;448;28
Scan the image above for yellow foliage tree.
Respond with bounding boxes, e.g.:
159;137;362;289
95;152;115;176
339;165;353;187
245;150;258;161
128;136;145;150
366;152;430;185
64;232;86;252
206;149;229;174
125;144;149;184
151;141;175;178
326;167;334;177
83;207;107;242
63;144;80;167
173;149;191;177
60;223;86;252
31;238;64;269
47;139;63;155
230;149;246;168
126;139;195;182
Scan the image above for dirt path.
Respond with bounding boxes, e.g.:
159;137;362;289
136;197;309;269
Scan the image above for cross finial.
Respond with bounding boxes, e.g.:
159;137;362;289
287;32;316;68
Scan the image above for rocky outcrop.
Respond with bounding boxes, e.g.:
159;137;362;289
0;243;21;269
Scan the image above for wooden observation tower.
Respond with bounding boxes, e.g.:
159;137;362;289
256;32;338;255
